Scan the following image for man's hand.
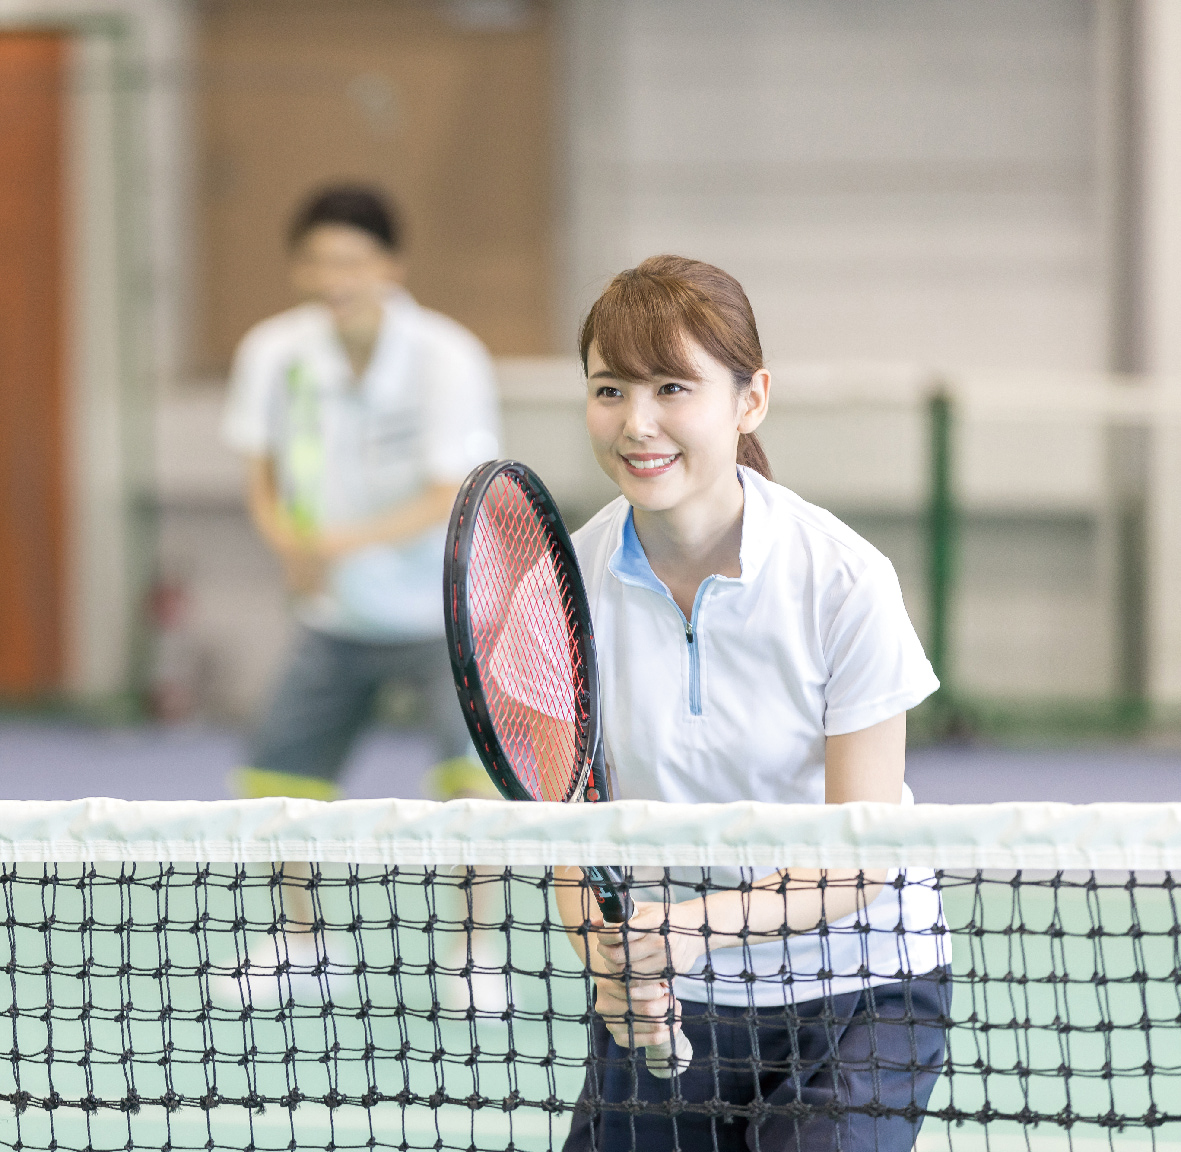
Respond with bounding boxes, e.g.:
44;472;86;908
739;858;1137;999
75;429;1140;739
246;458;460;593
277;541;328;595
249;493;329;595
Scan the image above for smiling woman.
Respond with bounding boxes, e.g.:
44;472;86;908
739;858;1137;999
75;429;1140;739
550;255;945;1152
580;257;771;619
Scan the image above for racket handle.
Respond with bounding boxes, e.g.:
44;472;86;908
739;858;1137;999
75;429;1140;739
645;1026;694;1079
584;864;633;922
584;863;690;1077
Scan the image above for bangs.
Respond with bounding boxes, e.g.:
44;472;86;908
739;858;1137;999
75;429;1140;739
583;271;734;383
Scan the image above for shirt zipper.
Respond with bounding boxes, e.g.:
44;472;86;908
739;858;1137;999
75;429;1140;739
683;579;714;717
684;620;700;715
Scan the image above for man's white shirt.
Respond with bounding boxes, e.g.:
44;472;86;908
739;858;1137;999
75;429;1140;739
221;291;499;640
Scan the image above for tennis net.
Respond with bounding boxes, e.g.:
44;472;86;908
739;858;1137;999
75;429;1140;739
0;797;1179;1151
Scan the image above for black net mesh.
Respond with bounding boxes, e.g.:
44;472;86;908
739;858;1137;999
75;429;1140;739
0;863;1178;1151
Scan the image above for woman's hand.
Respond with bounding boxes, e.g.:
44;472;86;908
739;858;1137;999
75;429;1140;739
588;900;702;1048
594;900;704;981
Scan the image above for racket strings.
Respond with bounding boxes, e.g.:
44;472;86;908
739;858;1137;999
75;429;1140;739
467;475;590;801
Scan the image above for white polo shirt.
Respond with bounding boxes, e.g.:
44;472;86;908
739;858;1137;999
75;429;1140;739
222;291;499;640
572;468;946;1006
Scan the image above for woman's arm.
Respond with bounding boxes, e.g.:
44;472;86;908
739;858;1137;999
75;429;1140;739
824;710;907;804
590;712;908;1041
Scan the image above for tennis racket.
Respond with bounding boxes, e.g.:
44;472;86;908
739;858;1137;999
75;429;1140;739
443;459;692;1079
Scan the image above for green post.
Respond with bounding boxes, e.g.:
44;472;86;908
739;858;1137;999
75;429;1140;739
927;387;955;703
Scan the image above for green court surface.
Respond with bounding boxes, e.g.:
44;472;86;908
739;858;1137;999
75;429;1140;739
0;866;588;1152
923;873;1181;1150
0;866;1178;1151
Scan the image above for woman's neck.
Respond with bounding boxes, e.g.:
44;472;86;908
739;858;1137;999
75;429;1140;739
633;471;745;618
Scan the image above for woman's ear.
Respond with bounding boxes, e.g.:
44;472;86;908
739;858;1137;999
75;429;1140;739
737;368;771;435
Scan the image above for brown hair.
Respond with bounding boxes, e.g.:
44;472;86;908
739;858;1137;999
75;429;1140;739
578;255;772;480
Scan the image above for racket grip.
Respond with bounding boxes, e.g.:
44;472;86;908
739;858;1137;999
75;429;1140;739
584;864;633;922
584;863;690;1076
644;1026;693;1079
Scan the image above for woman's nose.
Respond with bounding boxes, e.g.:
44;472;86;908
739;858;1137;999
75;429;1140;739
621;398;658;440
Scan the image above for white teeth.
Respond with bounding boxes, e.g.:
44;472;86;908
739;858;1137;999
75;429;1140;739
626;455;678;470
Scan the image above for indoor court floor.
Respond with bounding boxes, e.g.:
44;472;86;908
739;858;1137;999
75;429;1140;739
0;721;1179;805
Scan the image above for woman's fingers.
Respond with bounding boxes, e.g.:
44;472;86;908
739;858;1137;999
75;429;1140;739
597;999;673;1039
605;1018;671;1047
598;980;668;1008
595;983;670;1016
595;933;676;977
595;976;673;1013
594;978;680;1047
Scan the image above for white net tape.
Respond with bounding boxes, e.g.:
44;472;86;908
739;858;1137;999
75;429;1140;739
0;797;1179;869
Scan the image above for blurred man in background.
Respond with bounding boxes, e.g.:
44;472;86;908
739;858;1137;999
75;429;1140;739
217;184;505;1006
221;185;499;805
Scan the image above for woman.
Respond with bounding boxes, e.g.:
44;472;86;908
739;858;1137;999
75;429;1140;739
554;256;949;1151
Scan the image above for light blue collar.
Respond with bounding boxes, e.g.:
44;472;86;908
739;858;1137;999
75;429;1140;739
609;508;670;594
607;468;770;590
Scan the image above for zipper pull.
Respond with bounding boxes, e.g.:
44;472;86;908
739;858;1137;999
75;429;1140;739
685;622;694;644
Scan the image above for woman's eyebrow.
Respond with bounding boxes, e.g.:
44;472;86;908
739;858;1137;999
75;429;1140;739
589;369;619;380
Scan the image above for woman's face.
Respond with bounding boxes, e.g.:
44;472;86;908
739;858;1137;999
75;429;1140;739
585;338;769;515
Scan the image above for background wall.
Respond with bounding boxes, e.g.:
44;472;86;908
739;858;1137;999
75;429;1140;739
6;0;1181;732
0;0;194;704
560;0;1112;370
197;0;555;369
0;34;68;699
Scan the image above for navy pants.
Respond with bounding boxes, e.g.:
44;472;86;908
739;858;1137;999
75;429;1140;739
563;970;950;1152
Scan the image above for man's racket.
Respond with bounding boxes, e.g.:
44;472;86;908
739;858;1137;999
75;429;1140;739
443;459;692;1079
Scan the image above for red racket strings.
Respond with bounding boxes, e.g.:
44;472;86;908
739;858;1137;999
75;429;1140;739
468;474;590;801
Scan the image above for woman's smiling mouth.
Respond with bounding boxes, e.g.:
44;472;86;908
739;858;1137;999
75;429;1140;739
621;452;681;476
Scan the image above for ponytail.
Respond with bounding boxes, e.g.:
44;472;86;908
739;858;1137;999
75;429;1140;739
738;431;773;480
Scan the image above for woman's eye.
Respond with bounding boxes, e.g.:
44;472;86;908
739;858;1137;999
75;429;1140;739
595;386;622;399
658;382;685;395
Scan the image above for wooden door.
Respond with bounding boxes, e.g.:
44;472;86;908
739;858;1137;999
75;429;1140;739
198;0;555;370
0;34;67;699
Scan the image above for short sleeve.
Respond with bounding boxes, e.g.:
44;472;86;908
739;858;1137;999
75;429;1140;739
221;324;282;457
822;556;939;735
418;325;501;483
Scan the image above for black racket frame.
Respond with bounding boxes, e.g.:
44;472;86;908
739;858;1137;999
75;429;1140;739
444;459;632;920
